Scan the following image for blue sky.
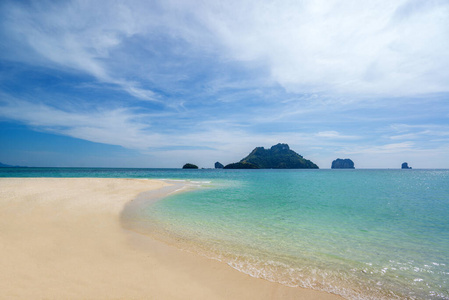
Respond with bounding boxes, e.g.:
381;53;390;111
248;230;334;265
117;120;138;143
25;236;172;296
1;0;448;168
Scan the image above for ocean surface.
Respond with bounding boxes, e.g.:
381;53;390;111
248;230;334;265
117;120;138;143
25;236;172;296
2;168;448;299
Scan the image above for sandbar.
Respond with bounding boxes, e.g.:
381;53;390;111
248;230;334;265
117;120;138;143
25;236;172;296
0;178;342;299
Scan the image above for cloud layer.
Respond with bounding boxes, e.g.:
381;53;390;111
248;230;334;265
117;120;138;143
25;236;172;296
3;0;449;98
1;0;449;168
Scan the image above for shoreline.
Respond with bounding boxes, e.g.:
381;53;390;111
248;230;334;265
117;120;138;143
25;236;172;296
0;178;342;299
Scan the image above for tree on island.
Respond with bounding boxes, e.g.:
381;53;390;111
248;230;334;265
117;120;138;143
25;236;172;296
224;143;318;169
182;163;198;169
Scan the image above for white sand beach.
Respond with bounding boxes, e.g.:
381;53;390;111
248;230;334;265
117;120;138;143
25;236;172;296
0;178;341;299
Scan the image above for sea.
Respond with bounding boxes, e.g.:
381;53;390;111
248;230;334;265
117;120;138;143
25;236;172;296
2;168;448;299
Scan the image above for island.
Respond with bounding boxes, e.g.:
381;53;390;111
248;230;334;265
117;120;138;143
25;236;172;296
0;162;27;168
224;143;318;169
331;158;355;169
223;162;259;169
401;162;412;169
182;163;198;169
215;162;224;169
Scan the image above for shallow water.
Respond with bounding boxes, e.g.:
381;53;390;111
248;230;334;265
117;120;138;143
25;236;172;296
141;169;449;299
3;168;449;299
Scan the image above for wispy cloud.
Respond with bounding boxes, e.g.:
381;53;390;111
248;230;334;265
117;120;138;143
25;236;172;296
3;0;448;101
189;0;449;96
1;0;449;168
0;98;156;148
344;142;416;155
1;1;160;101
388;124;449;141
315;131;360;140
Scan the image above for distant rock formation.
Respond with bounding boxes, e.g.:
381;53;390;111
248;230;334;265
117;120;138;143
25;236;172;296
331;158;355;169
224;143;318;169
182;163;198;169
0;162;26;168
214;162;224;169
223;162;259;169
401;162;412;169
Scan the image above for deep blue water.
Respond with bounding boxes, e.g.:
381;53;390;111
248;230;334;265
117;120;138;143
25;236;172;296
2;168;448;299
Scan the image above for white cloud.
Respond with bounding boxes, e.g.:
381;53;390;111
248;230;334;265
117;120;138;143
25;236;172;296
1;0;449;168
389;132;423;140
0;96;164;149
3;0;448;101
0;96;277;154
2;1;159;101
389;124;449;140
191;0;449;96
345;142;416;154
0;95;332;167
315;131;359;140
3;95;449;168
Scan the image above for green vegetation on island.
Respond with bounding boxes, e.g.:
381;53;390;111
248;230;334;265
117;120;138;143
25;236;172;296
223;162;259;169
182;163;198;169
224;143;318;169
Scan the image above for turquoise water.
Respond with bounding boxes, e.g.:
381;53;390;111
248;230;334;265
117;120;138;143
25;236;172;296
2;168;449;299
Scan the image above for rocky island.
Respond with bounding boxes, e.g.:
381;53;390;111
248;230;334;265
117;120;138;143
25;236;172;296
215;162;224;169
224;143;318;169
401;162;412;169
331;158;355;169
182;163;198;169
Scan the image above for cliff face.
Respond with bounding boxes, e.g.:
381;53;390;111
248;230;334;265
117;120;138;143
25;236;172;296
224;143;318;169
331;158;355;169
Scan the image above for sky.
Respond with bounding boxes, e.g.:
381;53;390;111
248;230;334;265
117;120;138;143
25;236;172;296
1;0;449;168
